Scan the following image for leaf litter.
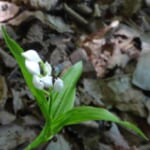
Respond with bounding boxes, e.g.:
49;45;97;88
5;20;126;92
0;0;150;149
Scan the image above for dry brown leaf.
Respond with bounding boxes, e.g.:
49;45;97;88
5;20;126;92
11;0;58;11
82;23;141;77
0;1;19;22
7;10;34;25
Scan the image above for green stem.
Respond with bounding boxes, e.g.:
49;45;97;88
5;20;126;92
24;122;53;150
24;93;54;150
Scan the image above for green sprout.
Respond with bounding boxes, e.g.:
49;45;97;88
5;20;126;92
1;27;148;150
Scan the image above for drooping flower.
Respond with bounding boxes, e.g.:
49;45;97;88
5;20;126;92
22;50;64;92
44;62;52;76
25;60;40;75
22;50;41;62
32;75;44;90
41;75;53;88
54;78;64;92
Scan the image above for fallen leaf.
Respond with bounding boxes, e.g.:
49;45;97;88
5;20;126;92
11;0;58;11
0;1;19;22
82;23;141;77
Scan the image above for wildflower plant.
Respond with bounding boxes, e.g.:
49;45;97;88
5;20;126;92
1;27;148;150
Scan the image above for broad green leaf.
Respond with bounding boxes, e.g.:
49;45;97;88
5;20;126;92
1;27;49;119
51;62;82;118
52;106;148;140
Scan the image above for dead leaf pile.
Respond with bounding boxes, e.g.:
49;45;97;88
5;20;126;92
11;0;58;11
0;0;150;149
81;22;141;77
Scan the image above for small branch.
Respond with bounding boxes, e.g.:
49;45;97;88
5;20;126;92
63;3;88;25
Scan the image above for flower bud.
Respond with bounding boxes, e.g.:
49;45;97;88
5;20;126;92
32;75;44;90
22;50;41;62
25;60;40;75
44;62;52;75
54;78;64;92
41;75;53;88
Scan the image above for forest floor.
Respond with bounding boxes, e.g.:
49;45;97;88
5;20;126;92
0;0;150;150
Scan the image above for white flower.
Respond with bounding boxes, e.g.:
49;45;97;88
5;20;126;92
22;50;41;62
54;78;64;92
22;49;64;91
32;75;44;90
44;62;52;75
25;60;40;75
41;75;53;88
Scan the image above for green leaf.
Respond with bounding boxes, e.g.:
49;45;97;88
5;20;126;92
1;27;49;119
52;106;148;140
51;62;82;118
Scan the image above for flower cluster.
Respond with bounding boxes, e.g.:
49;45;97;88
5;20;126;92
22;50;64;92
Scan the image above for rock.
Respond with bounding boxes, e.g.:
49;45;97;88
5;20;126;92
98;143;113;150
0;48;16;68
76;3;93;15
100;75;147;117
46;135;71;150
23;23;44;43
132;52;150;91
50;48;69;66
145;100;150;125
67;122;100;150
70;48;95;77
145;0;150;7
82;79;103;106
0;76;8;109
22;115;40;126
103;123;129;149
138;143;150;150
12;89;24;114
0;111;16;125
0;124;36;150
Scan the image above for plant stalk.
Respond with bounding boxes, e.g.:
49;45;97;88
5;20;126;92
24;122;53;150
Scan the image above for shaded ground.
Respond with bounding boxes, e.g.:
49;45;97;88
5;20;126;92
0;0;150;150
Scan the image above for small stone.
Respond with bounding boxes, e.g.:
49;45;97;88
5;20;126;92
46;135;71;150
0;48;16;68
132;52;150;91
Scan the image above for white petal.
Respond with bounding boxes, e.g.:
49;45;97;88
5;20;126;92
32;75;44;90
25;60;40;75
41;76;53;88
44;62;52;75
22;50;41;62
54;78;64;92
